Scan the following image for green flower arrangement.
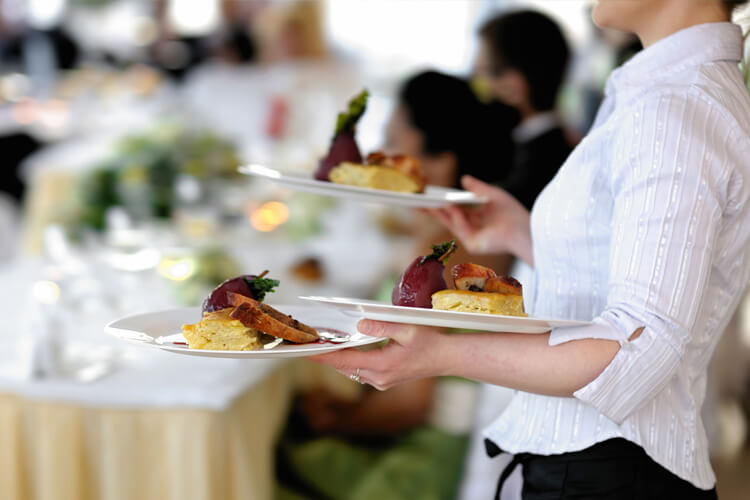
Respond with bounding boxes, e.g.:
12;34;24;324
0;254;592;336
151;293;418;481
76;124;241;231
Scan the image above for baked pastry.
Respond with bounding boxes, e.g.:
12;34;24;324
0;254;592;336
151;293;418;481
182;273;319;350
431;289;526;316
329;152;426;193
182;308;275;350
431;263;526;316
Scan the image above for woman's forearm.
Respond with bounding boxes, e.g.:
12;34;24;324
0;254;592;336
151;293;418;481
437;331;619;396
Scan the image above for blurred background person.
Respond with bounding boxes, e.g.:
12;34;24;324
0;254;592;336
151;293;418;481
474;9;573;212
0;0;78;203
210;0;260;64
385;70;518;189
254;0;328;63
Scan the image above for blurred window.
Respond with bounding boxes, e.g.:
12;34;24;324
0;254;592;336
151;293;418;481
28;0;67;30
167;0;221;37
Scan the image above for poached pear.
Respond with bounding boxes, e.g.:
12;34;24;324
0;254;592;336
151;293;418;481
202;270;279;313
314;89;369;181
391;240;457;308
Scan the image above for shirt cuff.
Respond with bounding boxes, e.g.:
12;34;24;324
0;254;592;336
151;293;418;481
548;317;631;346
572;327;680;424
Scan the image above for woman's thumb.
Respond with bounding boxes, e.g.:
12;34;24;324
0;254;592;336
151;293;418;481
461;175;496;196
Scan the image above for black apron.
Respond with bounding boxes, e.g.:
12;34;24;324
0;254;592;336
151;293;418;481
486;437;718;499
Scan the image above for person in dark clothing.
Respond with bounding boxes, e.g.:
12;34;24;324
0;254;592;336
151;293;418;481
475;10;573;211
0;133;41;202
385;70;519;189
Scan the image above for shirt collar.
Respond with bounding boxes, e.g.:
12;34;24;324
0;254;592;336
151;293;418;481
512;111;559;144
605;22;743;95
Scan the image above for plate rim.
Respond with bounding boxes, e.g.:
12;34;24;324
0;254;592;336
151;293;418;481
238;164;486;205
105;304;382;357
298;295;591;329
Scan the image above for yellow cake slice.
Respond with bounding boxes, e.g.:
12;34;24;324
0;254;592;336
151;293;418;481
431;289;527;317
182;308;272;350
329;162;422;193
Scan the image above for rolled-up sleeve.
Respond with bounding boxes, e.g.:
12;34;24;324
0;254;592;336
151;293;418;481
548;91;731;424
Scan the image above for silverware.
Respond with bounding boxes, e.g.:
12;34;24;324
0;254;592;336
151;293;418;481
317;330;352;343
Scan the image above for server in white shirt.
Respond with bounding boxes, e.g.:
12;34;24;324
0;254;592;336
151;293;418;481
313;0;750;497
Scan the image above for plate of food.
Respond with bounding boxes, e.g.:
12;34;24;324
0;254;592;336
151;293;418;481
238;90;485;208
105;272;382;359
301;241;590;334
239;163;484;208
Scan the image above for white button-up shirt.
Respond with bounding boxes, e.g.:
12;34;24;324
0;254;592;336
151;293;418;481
485;22;750;489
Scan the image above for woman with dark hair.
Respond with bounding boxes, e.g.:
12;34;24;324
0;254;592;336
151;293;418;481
314;0;750;498
385;70;518;189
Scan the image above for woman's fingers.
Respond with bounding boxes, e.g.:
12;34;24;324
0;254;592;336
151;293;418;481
357;319;418;340
446;205;480;240
310;346;389;371
425;207;451;226
461;175;499;197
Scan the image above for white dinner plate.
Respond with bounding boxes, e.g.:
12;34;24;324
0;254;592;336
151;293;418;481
238;164;486;208
299;296;591;334
105;305;382;359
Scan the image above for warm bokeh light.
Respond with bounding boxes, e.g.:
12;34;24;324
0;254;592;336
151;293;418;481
157;256;197;282
249;201;290;232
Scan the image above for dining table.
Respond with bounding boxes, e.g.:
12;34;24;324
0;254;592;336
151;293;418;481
0;250;375;500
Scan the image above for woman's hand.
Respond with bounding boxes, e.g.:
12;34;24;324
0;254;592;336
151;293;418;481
427;175;533;266
309;320;451;390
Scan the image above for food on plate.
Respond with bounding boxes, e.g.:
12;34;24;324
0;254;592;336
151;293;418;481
451;262;497;291
182;271;319;350
201;272;280;313
290;257;324;282
392;240;457;308
329;152;427;193
182;308;275;350
391;241;526;315
315;90;369;181
227;293;319;343
432;268;526;316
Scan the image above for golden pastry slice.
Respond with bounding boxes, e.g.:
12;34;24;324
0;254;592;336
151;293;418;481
329;152;426;193
431;289;527;317
182;308;273;350
329;162;421;193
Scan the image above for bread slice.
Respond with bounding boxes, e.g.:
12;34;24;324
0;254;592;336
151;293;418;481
431;289;526;317
182;308;271;350
329;162;422;193
229;300;319;344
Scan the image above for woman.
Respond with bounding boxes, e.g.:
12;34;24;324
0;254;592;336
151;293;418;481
474;9;573;211
385;70;518;188
313;0;750;497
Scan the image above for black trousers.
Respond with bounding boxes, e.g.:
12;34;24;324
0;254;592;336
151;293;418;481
487;438;718;500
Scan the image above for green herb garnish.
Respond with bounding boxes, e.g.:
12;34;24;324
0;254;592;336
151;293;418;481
419;239;458;266
334;89;369;136
244;270;280;302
